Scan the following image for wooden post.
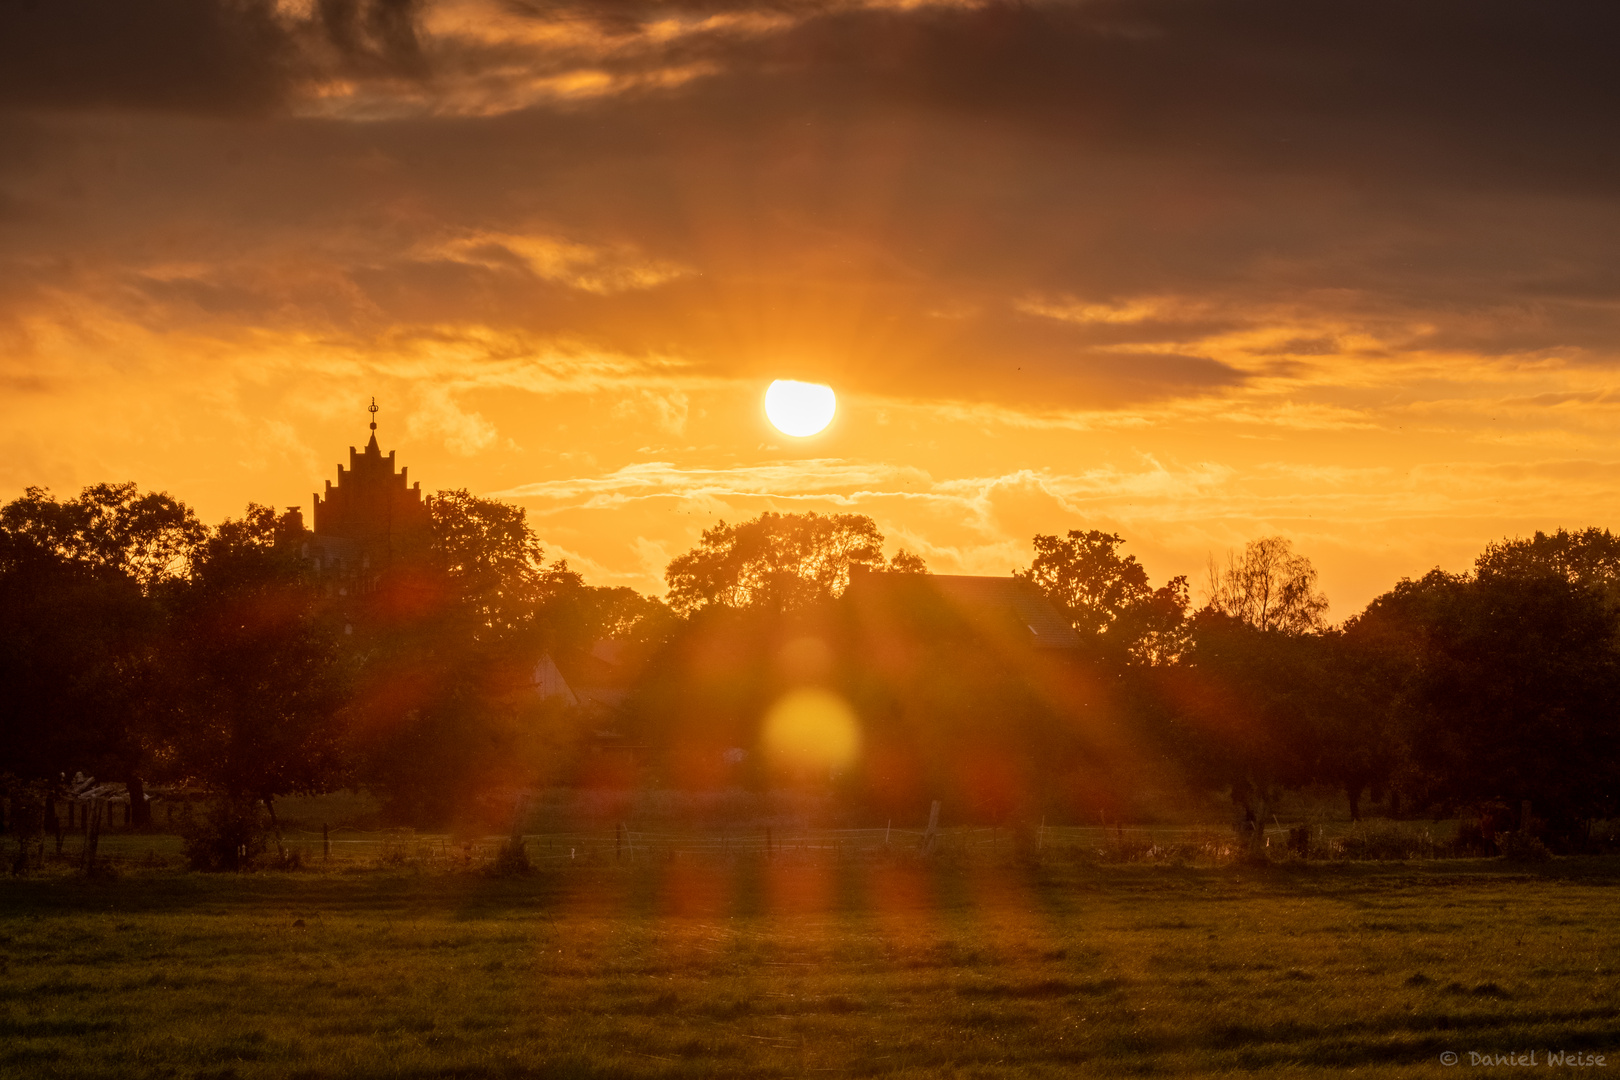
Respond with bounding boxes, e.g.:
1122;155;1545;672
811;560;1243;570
923;801;941;854
82;799;102;872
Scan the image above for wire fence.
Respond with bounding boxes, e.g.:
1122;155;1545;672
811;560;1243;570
22;816;1492;872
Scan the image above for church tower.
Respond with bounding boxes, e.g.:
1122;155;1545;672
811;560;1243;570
307;399;431;594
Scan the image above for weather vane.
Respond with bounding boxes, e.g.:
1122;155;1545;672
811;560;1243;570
368;396;379;432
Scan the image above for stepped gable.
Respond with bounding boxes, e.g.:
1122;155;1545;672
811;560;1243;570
307;400;431;585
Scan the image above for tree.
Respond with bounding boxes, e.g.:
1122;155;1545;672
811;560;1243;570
425;489;553;642
1155;539;1336;850
0;529;153;803
1161;612;1343;853
0;482;205;590
358;490;667;826
889;549;930;575
1355;568;1620;838
537;580;678;662
170;505;351;852
1016;529;1189;664
1475;527;1620;602
665;511;909;615
1205;536;1328;634
0;483;203;826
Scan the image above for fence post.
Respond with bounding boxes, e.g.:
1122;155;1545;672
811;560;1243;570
923;801;941;854
82;799;102;872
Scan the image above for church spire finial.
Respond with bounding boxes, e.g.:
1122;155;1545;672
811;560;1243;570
368;396;379;432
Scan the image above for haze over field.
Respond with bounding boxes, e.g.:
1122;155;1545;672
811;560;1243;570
7;0;1620;612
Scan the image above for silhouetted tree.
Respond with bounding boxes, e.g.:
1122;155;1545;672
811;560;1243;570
426;488;555;642
1308;624;1403;821
1356;568;1620;839
169;505;351;849
1;482;205;590
358;489;659;826
1161;612;1343;853
1474;527;1620;597
0;484;203;825
888;549;930;574
1205;536;1328;634
666;511;913;615
1017;529;1189;665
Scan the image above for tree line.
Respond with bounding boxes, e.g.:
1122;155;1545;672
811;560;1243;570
4;482;1618;857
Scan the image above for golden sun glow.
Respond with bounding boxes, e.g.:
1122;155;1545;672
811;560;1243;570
762;688;861;771
765;380;837;437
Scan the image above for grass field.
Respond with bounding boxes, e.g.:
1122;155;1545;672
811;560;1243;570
3;841;1619;1079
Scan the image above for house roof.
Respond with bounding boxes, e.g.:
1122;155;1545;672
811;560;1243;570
530;653;578;706
845;568;1082;650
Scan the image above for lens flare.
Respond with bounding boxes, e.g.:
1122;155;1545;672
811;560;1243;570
762;688;861;771
764;380;837;437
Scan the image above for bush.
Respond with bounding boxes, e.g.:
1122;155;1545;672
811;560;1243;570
179;799;268;872
1333;822;1434;861
377;829;416;867
1451;820;1497;857
492;836;531;876
1497;830;1552;863
270;847;305;871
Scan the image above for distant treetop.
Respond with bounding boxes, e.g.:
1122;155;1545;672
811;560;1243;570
664;511;922;615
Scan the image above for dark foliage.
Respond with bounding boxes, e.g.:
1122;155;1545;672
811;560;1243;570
178;798;268;872
7;477;1620;850
1355;568;1620;832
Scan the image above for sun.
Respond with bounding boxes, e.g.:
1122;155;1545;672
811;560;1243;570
765;380;837;437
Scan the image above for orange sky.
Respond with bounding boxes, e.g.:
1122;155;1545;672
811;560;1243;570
6;0;1620;618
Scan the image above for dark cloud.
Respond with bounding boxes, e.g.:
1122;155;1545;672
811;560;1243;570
633;0;1620;196
315;0;429;78
8;0;1620;195
0;0;295;113
0;0;427;114
6;0;1620;412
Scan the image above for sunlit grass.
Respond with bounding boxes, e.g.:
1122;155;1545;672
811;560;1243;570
3;848;1618;1078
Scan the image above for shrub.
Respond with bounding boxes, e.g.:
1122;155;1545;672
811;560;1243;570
1105;836;1155;863
270;847;305;871
1333;822;1434;861
377;829;416;867
492;836;531;876
1451;820;1497;857
179;799;268;872
1497;830;1552;863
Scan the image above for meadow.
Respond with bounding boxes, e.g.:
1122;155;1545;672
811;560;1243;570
4;826;1619;1079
